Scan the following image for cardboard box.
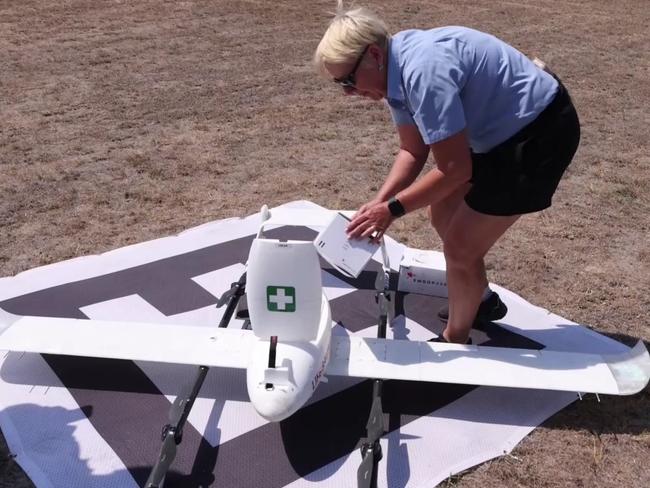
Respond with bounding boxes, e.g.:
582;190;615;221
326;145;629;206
397;248;448;297
314;212;379;278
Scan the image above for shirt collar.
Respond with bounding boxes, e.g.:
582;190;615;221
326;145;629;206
386;35;405;102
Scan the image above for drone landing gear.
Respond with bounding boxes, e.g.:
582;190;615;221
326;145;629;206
144;272;247;488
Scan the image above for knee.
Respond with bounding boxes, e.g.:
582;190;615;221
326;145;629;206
429;184;471;240
443;232;480;268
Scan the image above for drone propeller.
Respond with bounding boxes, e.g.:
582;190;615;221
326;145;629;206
357;382;385;488
216;276;243;308
216;290;233;308
357;440;382;488
216;273;247;318
145;430;177;488
145;366;209;488
365;390;385;443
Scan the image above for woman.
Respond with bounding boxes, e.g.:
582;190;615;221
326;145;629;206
313;4;580;344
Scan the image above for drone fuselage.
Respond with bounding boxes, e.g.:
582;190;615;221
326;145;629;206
244;237;333;421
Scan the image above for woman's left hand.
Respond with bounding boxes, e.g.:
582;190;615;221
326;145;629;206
346;201;394;242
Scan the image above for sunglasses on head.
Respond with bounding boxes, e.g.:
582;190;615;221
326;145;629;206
333;45;369;88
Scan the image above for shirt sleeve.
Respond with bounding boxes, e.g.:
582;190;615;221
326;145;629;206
403;43;467;145
386;99;416;127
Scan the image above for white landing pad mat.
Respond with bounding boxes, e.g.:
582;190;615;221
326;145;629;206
0;200;634;488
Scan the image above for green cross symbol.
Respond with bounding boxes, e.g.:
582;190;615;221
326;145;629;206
266;286;296;312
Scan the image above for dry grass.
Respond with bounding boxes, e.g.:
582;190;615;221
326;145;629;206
1;0;649;486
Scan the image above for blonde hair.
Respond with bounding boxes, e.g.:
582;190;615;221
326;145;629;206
313;1;390;74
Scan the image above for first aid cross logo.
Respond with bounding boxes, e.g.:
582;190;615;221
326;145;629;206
266;286;296;312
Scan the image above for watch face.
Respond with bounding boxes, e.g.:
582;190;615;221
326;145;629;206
389;198;405;217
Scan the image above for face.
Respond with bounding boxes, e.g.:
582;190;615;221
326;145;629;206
325;44;387;100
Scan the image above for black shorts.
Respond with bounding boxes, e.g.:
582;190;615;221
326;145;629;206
465;77;581;216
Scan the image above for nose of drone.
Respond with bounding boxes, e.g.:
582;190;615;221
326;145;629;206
250;390;298;423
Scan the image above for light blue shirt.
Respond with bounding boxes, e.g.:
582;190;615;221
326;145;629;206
386;27;559;153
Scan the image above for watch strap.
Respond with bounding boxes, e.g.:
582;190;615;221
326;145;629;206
387;197;406;217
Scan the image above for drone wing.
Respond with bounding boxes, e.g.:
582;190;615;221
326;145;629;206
0;312;253;369
3;312;648;396
326;335;650;396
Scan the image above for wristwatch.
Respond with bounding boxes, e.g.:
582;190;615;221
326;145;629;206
387;196;406;218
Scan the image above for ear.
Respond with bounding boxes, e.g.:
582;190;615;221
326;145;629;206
367;44;385;68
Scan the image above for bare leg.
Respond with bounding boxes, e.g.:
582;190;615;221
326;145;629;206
442;203;520;343
428;182;472;241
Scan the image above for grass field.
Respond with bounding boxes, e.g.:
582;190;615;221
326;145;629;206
1;0;649;486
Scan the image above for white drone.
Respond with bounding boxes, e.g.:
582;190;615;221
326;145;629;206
1;205;648;488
